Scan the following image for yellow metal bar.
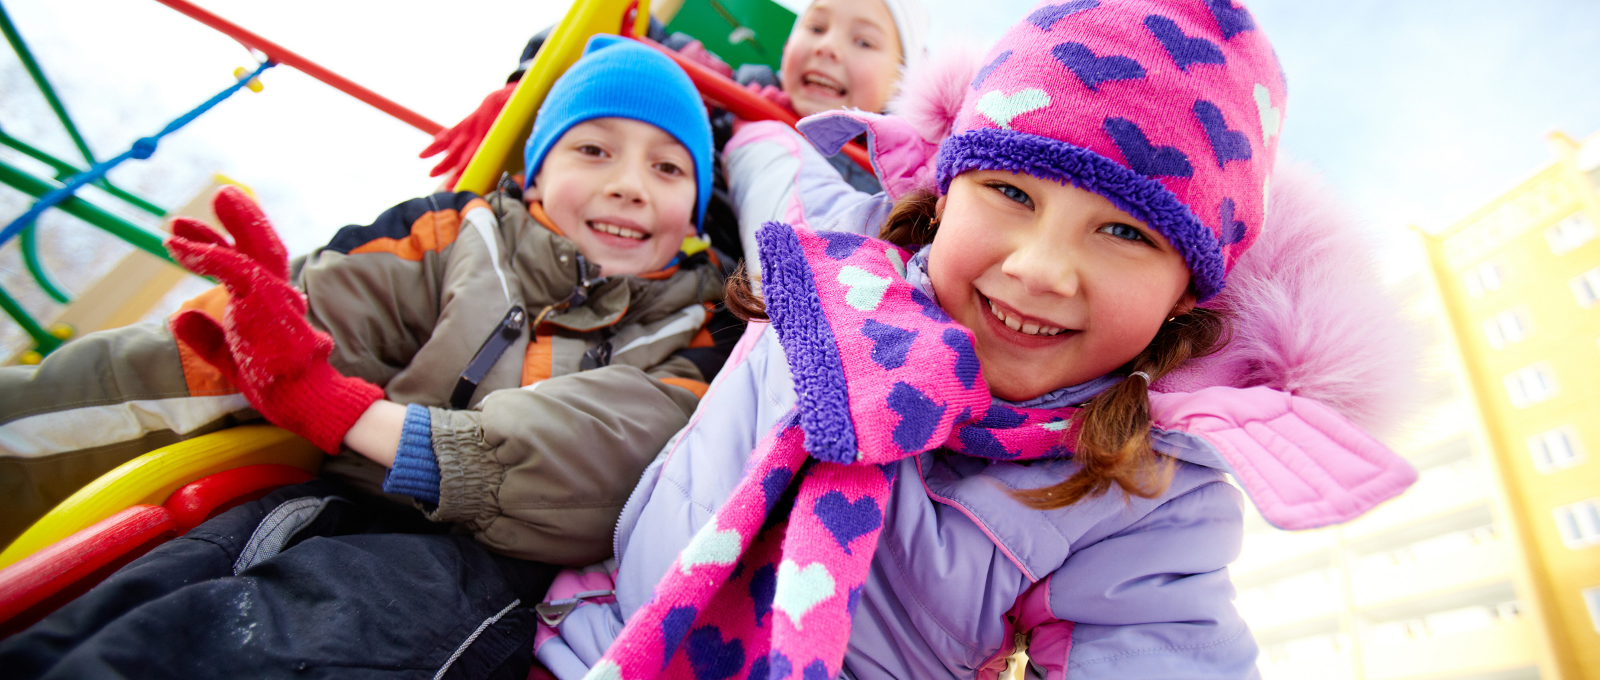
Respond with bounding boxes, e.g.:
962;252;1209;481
0;426;320;568
454;0;650;195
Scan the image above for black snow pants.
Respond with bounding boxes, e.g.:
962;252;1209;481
0;479;557;679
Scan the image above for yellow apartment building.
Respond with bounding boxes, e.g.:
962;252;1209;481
1237;129;1600;680
1420;130;1600;679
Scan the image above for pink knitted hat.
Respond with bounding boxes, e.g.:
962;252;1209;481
936;0;1286;301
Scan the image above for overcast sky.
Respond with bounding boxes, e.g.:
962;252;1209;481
4;0;1599;256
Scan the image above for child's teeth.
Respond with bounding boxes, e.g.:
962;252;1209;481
592;222;645;240
989;297;1066;336
804;74;845;95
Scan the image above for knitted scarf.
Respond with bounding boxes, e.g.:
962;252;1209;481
585;222;1084;680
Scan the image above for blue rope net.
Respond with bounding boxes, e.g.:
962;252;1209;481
0;59;276;247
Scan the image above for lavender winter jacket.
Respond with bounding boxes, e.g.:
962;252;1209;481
538;309;1293;678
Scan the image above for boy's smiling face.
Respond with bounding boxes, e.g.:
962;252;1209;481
780;0;903;117
525;118;697;277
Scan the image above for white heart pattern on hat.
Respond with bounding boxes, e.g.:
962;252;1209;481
976;88;1052;130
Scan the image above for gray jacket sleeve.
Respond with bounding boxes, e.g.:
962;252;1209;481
426;365;702;564
1043;481;1261;679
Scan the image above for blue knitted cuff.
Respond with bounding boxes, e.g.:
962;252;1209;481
383;403;441;505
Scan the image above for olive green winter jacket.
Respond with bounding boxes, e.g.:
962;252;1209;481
0;186;731;563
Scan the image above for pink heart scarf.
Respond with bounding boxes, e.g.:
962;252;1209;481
584;222;1084;680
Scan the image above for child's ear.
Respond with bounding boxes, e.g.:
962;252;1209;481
1170;293;1197;319
523;179;542;204
934;194;946;220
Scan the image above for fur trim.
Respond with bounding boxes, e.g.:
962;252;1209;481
1156;160;1427;439
888;42;982;144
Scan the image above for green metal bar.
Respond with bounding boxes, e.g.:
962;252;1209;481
20;225;71;303
0;128;167;217
0;282;60;355
92;180;167;217
0;158;171;263
0;1;97;166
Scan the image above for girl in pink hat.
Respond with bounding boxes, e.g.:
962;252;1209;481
529;1;1425;678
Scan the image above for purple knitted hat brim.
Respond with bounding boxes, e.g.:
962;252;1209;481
936;128;1226;301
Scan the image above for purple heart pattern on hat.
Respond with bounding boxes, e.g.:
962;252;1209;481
938;0;1287;301
1052;43;1146;92
1027;0;1102;30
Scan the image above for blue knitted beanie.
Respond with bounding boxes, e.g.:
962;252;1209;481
523;35;713;230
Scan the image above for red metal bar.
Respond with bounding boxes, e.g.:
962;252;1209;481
637;37;874;173
149;0;443;135
0;505;177;637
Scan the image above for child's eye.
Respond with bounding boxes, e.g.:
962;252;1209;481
1099;223;1151;244
855;38;877;49
576;143;605;157
988;182;1033;208
655;161;684;176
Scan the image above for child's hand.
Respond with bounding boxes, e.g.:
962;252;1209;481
730;82;793;135
744;81;791;111
421;81;519;188
166;187;384;454
674;38;733;79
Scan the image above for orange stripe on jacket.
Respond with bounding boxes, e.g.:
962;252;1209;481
659;377;709;399
171;285;238;396
521;329;555;386
348;197;487;260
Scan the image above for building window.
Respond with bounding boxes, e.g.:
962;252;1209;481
1585;587;1600;633
1528;426;1584;473
1546;212;1598;255
1463;260;1503;298
1554;499;1600;548
1482;307;1531;349
1572;267;1600;308
1504;363;1559;407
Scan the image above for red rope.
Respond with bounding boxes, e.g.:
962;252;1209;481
149;0;443;135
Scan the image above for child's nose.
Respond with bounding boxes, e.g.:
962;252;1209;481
1003;240;1080;298
603;163;647;204
814;31;843;60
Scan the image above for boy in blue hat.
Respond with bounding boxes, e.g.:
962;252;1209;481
0;36;738;679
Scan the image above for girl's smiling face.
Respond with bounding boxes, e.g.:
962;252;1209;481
779;0;903;117
928;171;1196;402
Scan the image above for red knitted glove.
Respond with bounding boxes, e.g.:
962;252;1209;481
420;80;518;187
166;187;384;454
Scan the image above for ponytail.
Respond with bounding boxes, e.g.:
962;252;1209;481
1012;307;1231;510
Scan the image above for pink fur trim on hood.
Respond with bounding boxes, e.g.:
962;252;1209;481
1155;161;1426;440
887;42;981;143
